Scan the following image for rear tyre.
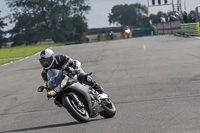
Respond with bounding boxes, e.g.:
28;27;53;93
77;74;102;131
100;99;116;118
62;95;89;123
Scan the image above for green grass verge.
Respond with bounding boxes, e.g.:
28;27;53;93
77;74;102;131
0;43;64;59
0;43;65;66
0;59;20;66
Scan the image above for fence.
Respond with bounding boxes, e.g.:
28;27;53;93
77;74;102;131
180;23;200;36
132;28;154;37
157;20;181;34
157;20;200;36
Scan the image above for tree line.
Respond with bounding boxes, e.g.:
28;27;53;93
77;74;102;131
0;2;196;47
0;0;90;47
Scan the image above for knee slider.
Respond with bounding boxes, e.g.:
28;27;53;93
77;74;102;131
86;75;93;82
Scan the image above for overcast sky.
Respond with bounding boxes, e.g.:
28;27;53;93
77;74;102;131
1;0;200;29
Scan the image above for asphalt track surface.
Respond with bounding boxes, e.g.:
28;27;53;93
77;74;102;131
1;35;200;133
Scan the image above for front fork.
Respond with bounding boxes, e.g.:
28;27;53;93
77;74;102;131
68;92;84;109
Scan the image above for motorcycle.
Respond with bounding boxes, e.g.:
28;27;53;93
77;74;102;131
125;28;131;38
37;63;116;123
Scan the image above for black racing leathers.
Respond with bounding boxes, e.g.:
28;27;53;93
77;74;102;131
41;55;104;93
41;55;77;82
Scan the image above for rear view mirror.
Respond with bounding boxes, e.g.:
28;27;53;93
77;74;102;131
37;86;44;92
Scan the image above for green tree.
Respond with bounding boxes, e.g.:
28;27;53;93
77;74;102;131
0;11;7;47
108;3;150;28
6;0;90;46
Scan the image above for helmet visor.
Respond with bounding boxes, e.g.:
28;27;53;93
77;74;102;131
39;56;53;68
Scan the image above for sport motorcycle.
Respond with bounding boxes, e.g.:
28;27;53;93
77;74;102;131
37;63;116;123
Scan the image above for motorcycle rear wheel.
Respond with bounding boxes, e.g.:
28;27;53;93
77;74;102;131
100;99;116;118
62;95;89;123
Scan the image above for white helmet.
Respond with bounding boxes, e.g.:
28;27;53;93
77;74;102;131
38;48;55;69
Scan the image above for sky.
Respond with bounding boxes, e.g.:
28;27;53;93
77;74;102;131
1;0;200;29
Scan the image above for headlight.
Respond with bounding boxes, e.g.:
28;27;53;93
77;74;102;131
61;77;68;88
125;29;130;33
48;90;57;96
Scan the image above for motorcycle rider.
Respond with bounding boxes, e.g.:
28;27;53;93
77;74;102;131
124;26;131;38
109;30;114;39
38;48;108;100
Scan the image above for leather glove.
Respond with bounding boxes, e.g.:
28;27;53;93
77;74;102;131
68;68;80;75
62;63;69;70
74;69;80;74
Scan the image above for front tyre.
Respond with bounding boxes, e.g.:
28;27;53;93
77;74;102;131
100;99;116;118
62;95;89;123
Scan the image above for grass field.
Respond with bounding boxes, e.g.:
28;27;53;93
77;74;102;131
0;43;64;66
0;43;64;59
0;59;20;66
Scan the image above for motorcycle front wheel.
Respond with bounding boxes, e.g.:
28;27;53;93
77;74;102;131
62;95;89;123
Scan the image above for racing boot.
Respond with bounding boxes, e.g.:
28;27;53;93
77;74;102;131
92;82;108;100
79;73;108;100
85;75;108;99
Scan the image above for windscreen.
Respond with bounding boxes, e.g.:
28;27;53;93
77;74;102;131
47;69;59;81
47;69;60;89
